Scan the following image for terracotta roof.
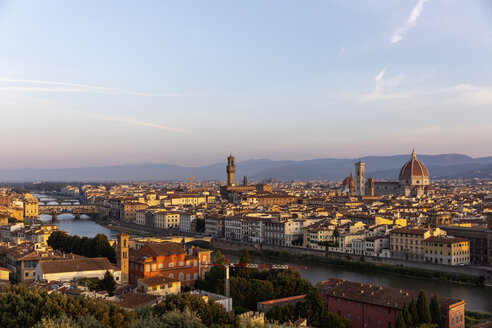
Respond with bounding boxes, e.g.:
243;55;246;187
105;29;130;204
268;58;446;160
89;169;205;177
322;279;463;311
137;242;185;257
399;150;429;179
390;227;429;235
424;236;469;244
118;292;158;309
258;294;306;305
39;257;115;274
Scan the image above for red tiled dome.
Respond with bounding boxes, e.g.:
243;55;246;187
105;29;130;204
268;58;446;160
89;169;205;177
342;173;356;187
399;150;429;179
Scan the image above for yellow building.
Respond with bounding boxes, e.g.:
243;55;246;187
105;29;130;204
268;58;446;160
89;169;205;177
22;194;39;219
390;227;434;261
155;212;180;229
424;236;470;265
123;201;148;223
8;205;24;221
137;276;181;296
0;267;10;282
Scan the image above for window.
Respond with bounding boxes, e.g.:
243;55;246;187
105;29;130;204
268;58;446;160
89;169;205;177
186;274;190;281
169;262;174;268
169;274;174;278
388;308;391;314
179;261;184;267
388;322;392;328
151;264;156;271
179;273;184;280
25;272;29;277
145;265;150;272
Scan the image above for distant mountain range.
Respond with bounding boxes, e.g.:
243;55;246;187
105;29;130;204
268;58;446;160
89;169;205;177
1;153;492;182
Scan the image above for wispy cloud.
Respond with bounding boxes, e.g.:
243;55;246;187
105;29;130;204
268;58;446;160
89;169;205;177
55;109;192;133
375;69;386;83
0;77;193;97
359;68;406;102
359;71;492;106
390;0;429;44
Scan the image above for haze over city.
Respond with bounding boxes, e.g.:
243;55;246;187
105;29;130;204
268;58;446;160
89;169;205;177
1;0;492;170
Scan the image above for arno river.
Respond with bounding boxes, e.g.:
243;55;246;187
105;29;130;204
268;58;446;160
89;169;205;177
36;195;492;313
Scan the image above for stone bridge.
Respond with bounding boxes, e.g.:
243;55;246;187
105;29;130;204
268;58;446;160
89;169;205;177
39;204;98;219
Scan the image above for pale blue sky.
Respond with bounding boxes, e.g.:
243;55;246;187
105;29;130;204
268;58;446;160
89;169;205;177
0;0;491;169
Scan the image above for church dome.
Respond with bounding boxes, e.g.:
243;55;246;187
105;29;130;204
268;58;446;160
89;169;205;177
399;149;429;179
342;173;355;187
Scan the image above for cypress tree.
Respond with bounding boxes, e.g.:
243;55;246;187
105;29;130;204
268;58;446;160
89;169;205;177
417;290;432;324
396;312;407;328
403;305;413;328
410;298;419;325
430;295;443;328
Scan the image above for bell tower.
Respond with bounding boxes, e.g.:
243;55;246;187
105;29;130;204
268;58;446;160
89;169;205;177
117;233;129;284
226;154;236;186
355;161;365;196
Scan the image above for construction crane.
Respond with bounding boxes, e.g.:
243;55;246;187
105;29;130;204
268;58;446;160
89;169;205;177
207;256;308;297
189;177;196;193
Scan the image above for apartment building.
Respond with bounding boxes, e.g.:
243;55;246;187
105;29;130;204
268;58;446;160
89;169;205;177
179;212;197;233
128;243;212;287
205;216;225;237
322;279;465;328
389;227;434;261
424;236;470;265
123;201;148;223
155;212;180;229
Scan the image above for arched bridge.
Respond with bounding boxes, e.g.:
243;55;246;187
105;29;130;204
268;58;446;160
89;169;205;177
39;204;98;219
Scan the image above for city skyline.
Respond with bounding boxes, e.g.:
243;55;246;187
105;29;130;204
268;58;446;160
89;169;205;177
1;0;492;169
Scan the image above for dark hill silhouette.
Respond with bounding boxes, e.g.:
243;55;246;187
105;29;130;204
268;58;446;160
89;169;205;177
0;153;491;182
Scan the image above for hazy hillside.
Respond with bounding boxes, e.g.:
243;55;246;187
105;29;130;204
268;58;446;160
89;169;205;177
0;153;491;182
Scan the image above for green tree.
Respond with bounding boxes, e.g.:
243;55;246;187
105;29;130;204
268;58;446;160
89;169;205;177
100;271;117;294
430;295;443;328
237;250;252;278
403;305;413;328
417;291;432;324
410;298;419;325
396;312;407;328
333;226;340;239
33;317;79;328
213;251;226;265
131;309;205;328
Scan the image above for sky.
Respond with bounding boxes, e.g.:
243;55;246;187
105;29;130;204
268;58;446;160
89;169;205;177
0;0;491;169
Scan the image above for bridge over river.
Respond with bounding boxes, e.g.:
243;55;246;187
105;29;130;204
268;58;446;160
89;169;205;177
38;204;98;219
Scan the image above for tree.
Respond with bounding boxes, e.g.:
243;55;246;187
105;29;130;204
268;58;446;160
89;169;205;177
396;312;407;328
403;305;413;328
237;250;252;278
417;291;432;324
410;298;419;325
213;251;226;265
131;309;205;328
100;271;117;294
333;227;340;239
430;295;443;328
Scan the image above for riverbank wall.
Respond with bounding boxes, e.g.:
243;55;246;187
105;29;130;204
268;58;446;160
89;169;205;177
211;238;491;282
